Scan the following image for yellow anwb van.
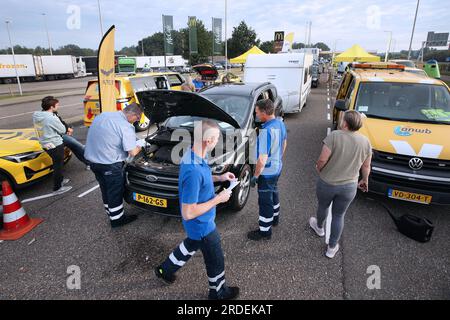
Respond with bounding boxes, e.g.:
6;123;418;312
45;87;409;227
83;72;185;131
333;62;450;205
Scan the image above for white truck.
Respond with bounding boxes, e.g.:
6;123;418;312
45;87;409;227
130;56;188;71
0;54;83;83
244;52;313;113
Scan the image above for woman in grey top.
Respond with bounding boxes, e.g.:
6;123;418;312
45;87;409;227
309;110;372;258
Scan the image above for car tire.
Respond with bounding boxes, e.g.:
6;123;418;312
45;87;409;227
229;164;252;212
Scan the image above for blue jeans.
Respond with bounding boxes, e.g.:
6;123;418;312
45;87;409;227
316;178;357;248
257;175;280;236
90;162;125;222
161;229;229;297
62;134;88;165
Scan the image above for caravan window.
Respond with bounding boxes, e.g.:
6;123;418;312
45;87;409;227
304;67;309;84
166;74;184;86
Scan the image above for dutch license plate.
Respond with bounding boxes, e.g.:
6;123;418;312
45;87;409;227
134;193;167;208
388;189;432;205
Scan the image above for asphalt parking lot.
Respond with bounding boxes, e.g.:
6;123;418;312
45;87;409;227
0;74;449;300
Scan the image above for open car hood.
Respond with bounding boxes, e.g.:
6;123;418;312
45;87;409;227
193;64;219;81
136;90;241;128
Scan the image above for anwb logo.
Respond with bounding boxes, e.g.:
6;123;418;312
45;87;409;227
394;126;412;137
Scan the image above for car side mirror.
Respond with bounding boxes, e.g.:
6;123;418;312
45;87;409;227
334;99;348;112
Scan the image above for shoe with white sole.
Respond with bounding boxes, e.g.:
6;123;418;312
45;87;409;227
309;217;325;237
326;244;340;259
53;185;72;195
62;178;71;186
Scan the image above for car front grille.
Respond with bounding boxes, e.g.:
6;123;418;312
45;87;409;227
373;150;450;172
126;166;179;198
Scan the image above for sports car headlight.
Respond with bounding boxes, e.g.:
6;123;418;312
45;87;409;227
1;151;44;163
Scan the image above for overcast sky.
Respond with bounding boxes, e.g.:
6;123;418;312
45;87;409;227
1;0;449;53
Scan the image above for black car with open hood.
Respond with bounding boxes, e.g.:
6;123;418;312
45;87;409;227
124;83;283;216
135;90;240;128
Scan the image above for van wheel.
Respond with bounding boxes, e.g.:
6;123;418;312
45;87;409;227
135;118;150;132
229;165;251;212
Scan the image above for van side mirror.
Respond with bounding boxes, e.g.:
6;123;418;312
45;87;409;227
334;99;348;112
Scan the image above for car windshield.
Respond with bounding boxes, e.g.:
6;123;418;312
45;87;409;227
355;82;450;124
164;94;252;129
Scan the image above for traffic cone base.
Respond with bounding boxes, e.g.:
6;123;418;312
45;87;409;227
0;218;43;241
0;180;43;241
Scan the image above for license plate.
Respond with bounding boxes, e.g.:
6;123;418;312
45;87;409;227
388;189;432;204
133;193;167;208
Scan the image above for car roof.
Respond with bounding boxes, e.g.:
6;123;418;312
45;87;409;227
350;68;442;85
200;82;272;96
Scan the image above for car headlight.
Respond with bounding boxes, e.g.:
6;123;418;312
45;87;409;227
1;151;44;163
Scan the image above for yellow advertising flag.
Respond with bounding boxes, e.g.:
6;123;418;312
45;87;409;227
97;25;116;113
282;32;295;52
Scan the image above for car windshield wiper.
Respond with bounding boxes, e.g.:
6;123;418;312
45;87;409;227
405;118;450;125
365;114;399;121
365;114;450;125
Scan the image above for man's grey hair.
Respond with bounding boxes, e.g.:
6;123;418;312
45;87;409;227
195;120;220;142
123;103;143;117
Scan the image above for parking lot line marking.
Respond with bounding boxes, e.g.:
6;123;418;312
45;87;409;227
327;127;331;135
0;103;80;120
327;113;331;121
327;97;330;102
78;185;99;198
327;104;330;110
21;192;60;204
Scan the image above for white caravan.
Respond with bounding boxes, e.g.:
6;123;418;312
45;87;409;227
244;53;313;113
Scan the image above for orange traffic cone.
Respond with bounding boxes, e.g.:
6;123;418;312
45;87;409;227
0;181;43;241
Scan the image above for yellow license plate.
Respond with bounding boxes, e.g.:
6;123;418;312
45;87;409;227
388;189;432;204
134;193;167;208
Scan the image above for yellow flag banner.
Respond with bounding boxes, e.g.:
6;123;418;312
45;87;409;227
97;25;116;113
282;32;295;52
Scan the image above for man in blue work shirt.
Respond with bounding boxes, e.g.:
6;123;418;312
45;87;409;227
155;120;240;300
84;103;142;228
248;99;287;241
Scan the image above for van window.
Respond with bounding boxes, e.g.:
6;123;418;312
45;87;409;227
337;74;353;100
345;79;356;108
304;68;308;84
355;82;450;123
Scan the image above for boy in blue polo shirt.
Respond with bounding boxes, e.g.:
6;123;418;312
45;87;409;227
248;99;287;241
155;120;240;300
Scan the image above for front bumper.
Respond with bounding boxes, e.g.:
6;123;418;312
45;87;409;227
369;167;450;205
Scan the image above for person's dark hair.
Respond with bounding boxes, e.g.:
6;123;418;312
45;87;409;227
343;110;363;131
123;103;143;117
256;99;275;116
41;96;59;111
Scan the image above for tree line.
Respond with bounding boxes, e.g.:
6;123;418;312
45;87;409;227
0;20;334;65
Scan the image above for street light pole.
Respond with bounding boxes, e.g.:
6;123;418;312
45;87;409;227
384;31;392;62
5;20;22;96
225;0;228;71
42;13;53;55
408;0;420;60
97;0;104;37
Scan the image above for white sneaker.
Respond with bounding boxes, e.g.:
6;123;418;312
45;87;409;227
309;217;325;237
326;244;340;259
85;165;91;171
53;185;72;195
62;178;71;186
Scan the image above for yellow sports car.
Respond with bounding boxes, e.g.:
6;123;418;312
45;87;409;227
0;129;71;188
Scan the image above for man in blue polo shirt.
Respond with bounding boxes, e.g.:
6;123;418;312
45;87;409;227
248;99;287;241
155;120;240;300
84;103;142;228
